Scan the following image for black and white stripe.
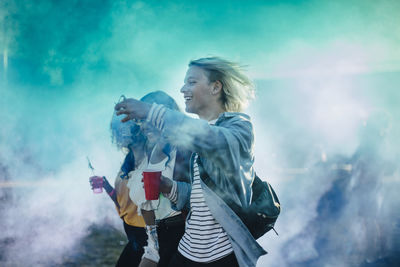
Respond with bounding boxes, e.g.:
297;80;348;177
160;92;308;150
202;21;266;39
146;103;166;130
178;154;233;262
164;179;178;203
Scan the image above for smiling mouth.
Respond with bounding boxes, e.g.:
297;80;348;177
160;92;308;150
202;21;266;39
184;96;192;102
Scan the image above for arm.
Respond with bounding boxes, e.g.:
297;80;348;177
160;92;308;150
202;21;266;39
115;100;254;206
102;176;121;210
115;100;253;171
156;107;254;207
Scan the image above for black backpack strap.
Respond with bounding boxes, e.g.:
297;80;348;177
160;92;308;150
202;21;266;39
173;149;191;184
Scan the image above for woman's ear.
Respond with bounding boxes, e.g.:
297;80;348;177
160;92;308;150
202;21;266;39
212;80;223;95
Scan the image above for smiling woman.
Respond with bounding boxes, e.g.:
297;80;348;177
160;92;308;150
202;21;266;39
115;57;265;267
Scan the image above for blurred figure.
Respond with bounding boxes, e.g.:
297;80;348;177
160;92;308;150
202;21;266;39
347;110;395;264
127;91;190;267
90;91;190;267
282;109;399;266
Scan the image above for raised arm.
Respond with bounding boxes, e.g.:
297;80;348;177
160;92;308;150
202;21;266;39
116;100;253;171
115;99;255;207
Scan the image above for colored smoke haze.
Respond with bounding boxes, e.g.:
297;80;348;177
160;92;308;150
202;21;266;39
1;0;400;266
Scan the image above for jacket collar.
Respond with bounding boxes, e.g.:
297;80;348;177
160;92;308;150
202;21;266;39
215;112;250;125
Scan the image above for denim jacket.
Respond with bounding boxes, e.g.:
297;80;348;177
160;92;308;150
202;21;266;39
147;106;267;267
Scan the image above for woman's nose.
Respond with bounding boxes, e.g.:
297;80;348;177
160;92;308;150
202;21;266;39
180;85;187;93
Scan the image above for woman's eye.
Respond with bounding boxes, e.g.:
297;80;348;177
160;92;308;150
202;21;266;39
189;81;196;85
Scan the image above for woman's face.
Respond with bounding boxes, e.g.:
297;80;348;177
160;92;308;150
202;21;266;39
111;112;137;148
180;66;215;116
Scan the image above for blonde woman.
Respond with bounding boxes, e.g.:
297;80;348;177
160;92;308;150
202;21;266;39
115;57;266;267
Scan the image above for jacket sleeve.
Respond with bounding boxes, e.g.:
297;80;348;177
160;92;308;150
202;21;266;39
170;181;191;211
147;105;253;171
146;104;254;206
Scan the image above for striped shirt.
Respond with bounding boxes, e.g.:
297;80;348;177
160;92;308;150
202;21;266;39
177;154;233;262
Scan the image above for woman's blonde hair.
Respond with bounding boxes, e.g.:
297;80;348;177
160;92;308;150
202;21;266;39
189;57;255;112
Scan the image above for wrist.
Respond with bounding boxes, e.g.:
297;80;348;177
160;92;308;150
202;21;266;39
108;189;116;197
159;176;173;194
164;181;177;202
102;177;113;193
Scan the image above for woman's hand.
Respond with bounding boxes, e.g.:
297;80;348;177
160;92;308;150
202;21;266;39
89;176;114;194
159;175;173;194
115;98;152;122
92;176;120;209
89;176;103;191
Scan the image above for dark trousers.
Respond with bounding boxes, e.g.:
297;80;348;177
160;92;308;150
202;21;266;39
157;214;186;267
116;222;147;267
168;251;239;267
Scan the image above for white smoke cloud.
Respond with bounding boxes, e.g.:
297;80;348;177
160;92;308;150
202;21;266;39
250;77;400;266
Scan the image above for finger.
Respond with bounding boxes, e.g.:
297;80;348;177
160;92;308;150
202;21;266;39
116;109;129;116
121;115;130;123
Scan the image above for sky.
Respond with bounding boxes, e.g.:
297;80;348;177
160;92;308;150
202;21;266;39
1;0;400;266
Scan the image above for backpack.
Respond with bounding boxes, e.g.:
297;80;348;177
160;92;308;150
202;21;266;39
196;157;281;239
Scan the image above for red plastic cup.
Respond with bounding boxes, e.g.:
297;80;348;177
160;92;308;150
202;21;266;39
90;176;103;194
142;170;161;200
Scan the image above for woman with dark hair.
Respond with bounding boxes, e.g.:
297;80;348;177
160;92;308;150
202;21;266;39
90;91;189;267
127;91;189;267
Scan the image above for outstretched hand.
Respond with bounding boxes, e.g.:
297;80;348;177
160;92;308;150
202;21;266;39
115;98;152;122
